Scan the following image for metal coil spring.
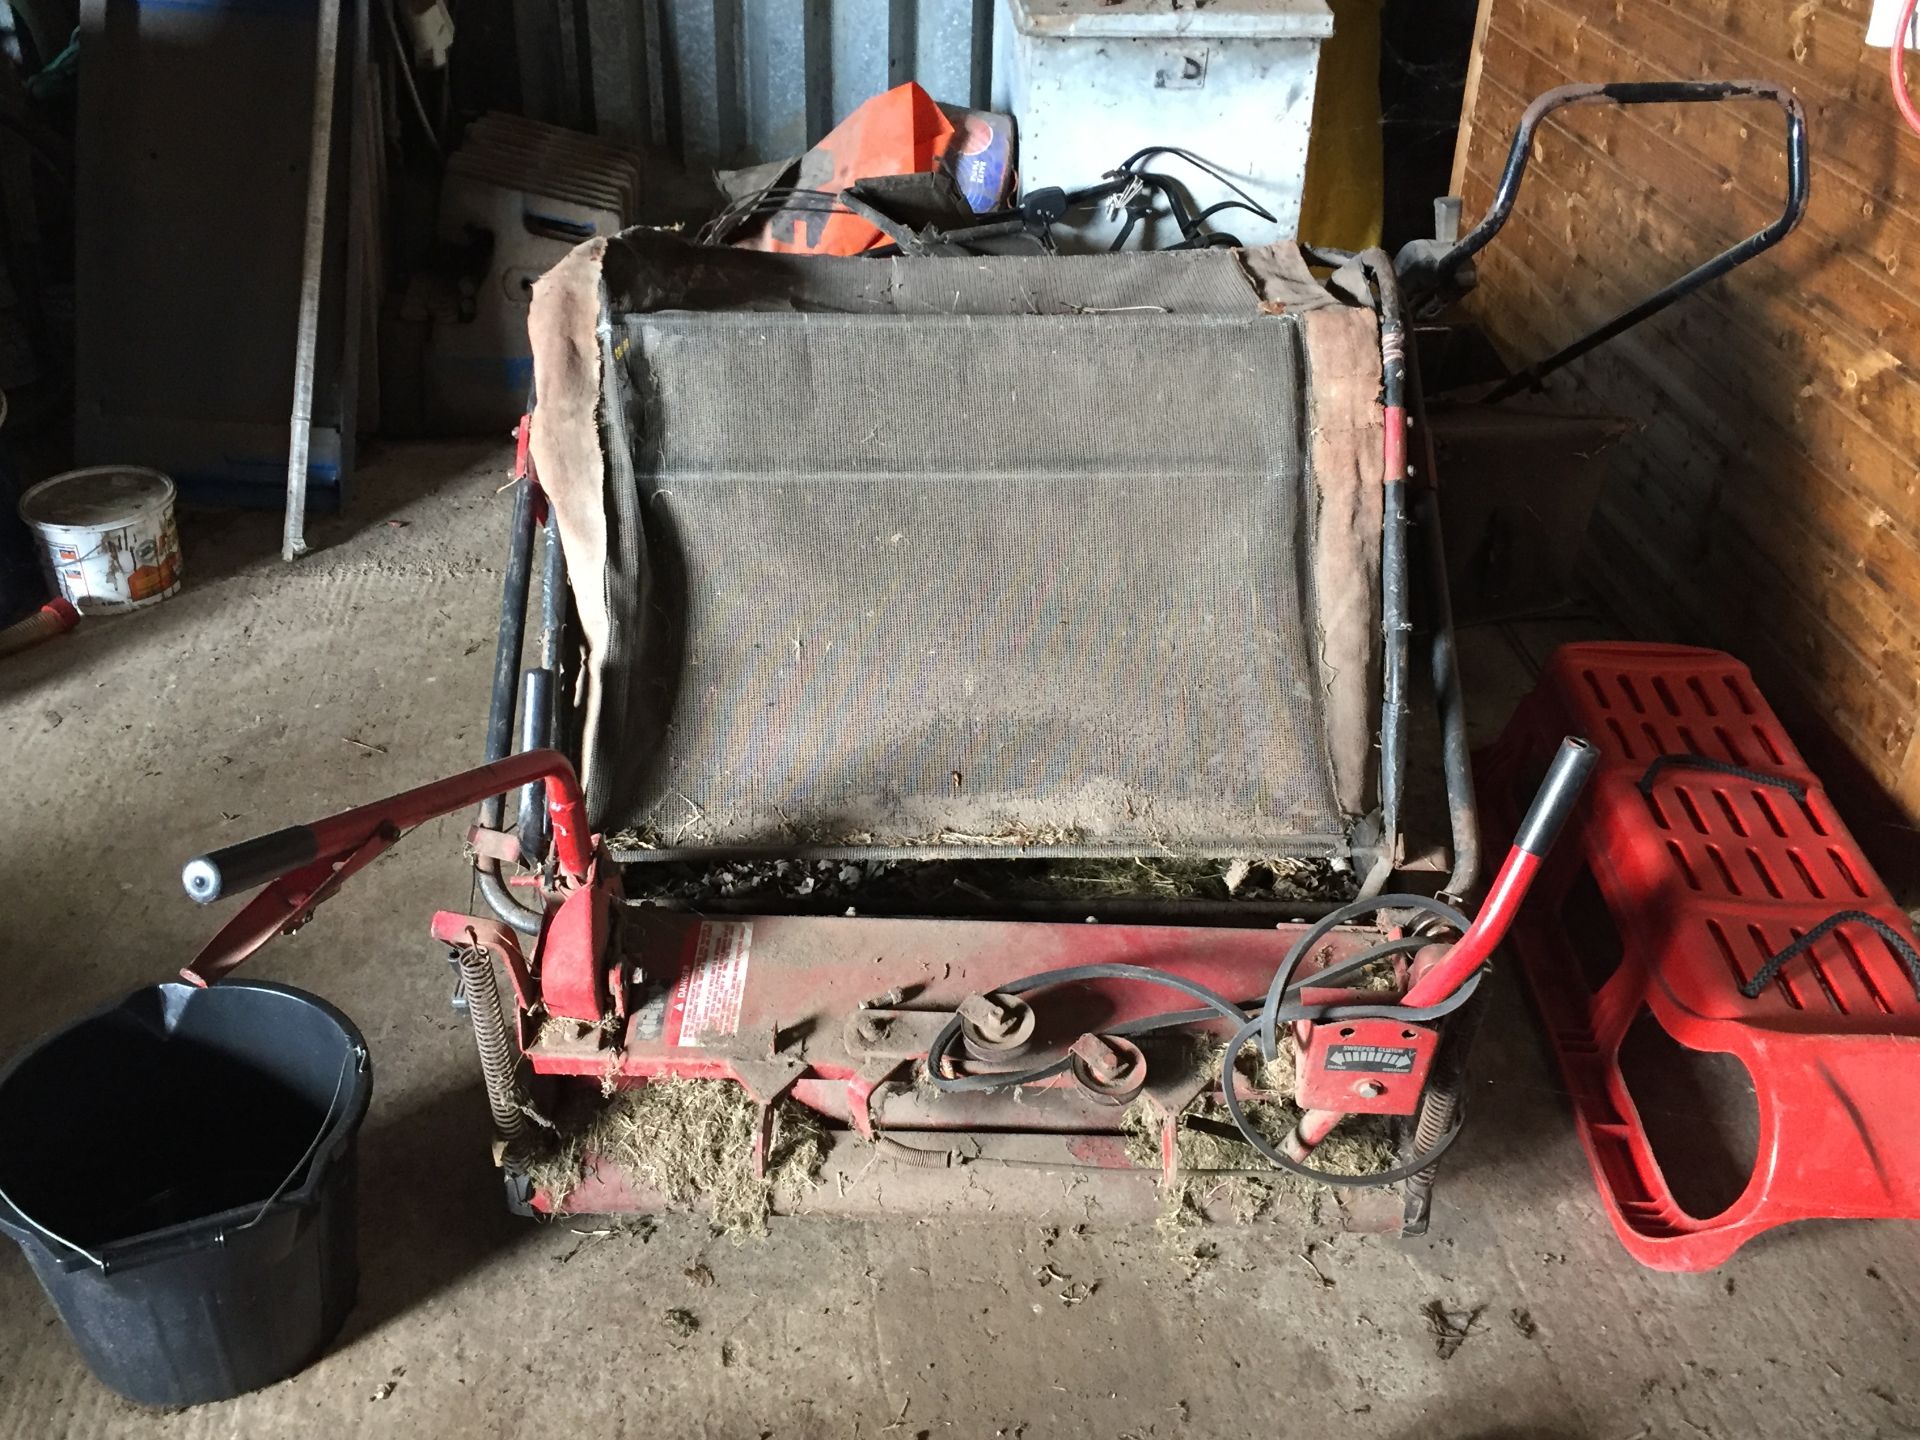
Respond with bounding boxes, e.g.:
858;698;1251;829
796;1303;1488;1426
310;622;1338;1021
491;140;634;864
1399;1078;1459;1233
458;945;527;1147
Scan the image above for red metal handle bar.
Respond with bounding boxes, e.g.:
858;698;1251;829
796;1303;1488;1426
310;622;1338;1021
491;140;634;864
1402;736;1597;1008
183;749;592;904
178;750;594;987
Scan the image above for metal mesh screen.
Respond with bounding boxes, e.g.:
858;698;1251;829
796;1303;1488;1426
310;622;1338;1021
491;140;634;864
589;305;1346;856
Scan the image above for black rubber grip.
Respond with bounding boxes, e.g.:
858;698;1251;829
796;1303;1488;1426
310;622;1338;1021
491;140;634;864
181;825;320;904
1514;737;1599;857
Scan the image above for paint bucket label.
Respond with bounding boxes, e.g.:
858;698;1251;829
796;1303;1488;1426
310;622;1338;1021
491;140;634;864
18;468;182;615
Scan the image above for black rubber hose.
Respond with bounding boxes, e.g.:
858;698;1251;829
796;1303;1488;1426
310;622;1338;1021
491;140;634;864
482;478;536;797
515;668;553;857
480;871;542;937
1404;329;1482;900
476;481;545;936
538;503;570;779
1360;250;1414;853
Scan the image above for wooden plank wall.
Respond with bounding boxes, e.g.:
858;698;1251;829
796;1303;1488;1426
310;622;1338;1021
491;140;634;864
1452;0;1920;822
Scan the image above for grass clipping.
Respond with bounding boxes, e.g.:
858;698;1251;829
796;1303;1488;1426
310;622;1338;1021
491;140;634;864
524;1078;824;1237
1120;1047;1398;1194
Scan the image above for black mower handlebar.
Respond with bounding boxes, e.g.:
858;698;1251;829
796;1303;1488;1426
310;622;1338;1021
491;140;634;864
1399;79;1809;400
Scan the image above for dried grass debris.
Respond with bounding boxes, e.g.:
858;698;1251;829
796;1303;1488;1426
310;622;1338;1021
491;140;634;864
521;1078;825;1237
1117;1041;1398;1205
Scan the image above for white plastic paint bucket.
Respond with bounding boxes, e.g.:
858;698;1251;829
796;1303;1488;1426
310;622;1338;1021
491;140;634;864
17;467;181;614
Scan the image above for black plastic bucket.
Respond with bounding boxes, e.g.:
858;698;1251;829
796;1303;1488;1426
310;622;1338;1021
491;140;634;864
0;982;372;1407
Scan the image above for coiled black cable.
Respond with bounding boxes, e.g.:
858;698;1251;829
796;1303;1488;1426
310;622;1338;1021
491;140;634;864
1740;909;1920;1002
1256;894;1470;1062
1636;753;1807;801
923;894;1482;1187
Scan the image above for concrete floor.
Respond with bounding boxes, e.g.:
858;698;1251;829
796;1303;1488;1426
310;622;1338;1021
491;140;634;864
2;443;1917;1438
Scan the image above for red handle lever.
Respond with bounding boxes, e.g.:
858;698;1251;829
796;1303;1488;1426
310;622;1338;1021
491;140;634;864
1287;737;1597;1162
178;749;594;985
1403;736;1597;1008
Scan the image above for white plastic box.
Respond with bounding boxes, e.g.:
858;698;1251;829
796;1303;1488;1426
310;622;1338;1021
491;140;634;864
991;0;1333;249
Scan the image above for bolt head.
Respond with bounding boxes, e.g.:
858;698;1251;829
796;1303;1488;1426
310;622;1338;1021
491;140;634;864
1070;1032;1130;1082
960;993;1018;1039
1355;1081;1386;1099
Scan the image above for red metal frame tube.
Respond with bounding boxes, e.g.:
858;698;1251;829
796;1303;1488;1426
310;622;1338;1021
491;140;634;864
1284;1107;1347;1160
301;750;590;877
540;764;594;881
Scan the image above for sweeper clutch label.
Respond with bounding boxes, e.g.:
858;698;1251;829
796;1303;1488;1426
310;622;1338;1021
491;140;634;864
667;921;753;1046
1324;1044;1417;1074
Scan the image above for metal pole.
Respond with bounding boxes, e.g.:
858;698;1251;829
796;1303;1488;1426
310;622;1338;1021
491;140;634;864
282;0;343;561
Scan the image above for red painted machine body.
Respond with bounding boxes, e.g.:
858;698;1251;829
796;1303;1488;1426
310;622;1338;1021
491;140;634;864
1482;641;1920;1271
1292;1009;1438;1114
514;909;1428;1221
527;908;1383;1104
539;875;614;1023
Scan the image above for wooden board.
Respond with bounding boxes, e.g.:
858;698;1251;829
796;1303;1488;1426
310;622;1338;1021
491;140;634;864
1453;0;1920;821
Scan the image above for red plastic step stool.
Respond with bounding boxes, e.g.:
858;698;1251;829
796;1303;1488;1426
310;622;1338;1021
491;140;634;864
1480;641;1920;1271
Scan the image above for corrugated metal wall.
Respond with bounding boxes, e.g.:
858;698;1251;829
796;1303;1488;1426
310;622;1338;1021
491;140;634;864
523;0;995;168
